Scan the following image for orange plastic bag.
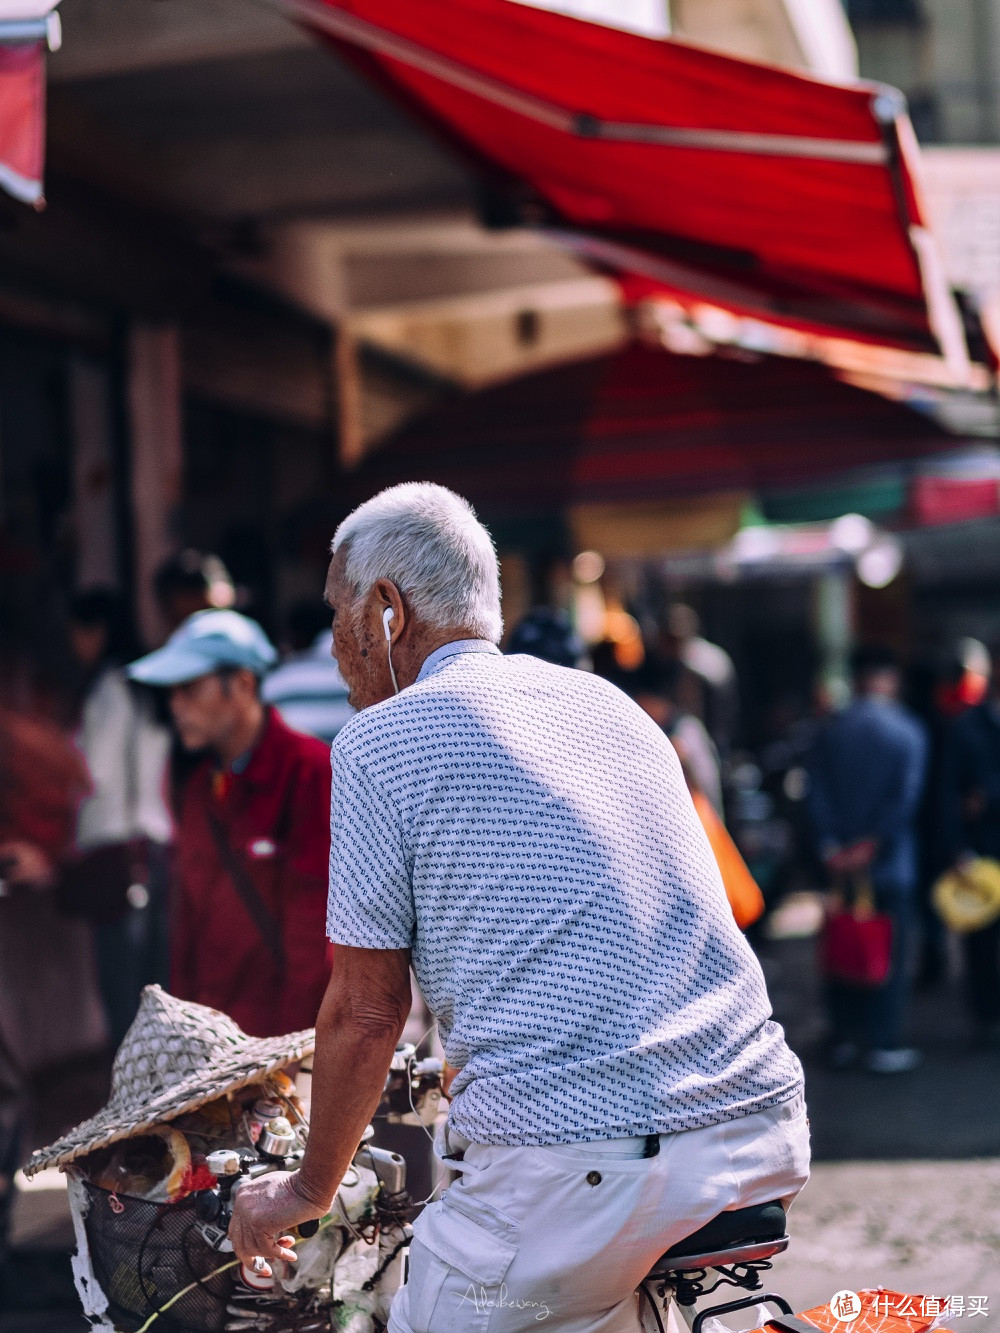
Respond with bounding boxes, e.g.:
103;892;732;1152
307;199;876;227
744;1289;953;1333
692;790;765;930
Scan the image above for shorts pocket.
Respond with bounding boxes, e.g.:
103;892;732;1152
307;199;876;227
406;1191;518;1332
534;1141;656;1174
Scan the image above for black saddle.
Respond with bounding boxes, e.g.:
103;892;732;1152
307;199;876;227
641;1202;792;1332
650;1199;789;1290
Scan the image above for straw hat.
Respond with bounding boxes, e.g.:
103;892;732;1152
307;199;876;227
933;858;1000;934
25;986;314;1175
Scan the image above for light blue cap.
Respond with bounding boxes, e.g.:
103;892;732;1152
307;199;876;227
127;610;278;686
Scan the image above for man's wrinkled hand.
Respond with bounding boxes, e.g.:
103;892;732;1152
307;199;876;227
227;1170;327;1275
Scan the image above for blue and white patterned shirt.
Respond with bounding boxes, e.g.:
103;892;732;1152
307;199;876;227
327;640;803;1146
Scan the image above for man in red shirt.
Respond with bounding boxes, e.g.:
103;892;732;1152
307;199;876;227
129;610;332;1037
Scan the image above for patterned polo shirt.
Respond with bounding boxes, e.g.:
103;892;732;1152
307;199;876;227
327;640;803;1146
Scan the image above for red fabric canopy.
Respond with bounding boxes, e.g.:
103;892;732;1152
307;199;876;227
290;0;968;360
0;38;45;205
341;343;965;516
911;475;1000;527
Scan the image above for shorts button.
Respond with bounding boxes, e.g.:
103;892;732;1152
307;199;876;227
586;1171;602;1186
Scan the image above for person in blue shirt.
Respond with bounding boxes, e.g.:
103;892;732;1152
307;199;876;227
807;645;928;1073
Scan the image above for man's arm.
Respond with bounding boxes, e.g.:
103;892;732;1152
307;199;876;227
804;732;843;862
228;944;412;1271
870;722;928;852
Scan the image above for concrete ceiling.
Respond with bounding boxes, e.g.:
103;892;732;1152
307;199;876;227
32;0;611;388
47;1;474;223
42;0;857;226
48;0;309;82
21;0;862;405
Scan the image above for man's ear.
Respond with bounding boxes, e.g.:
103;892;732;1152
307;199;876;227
238;667;261;701
374;579;406;639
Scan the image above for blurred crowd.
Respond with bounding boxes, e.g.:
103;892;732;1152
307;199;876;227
2;548;1000;1269
509;589;1000;1075
0;553;351;1267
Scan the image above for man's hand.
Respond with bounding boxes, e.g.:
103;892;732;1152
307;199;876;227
228;1170;328;1275
824;837;877;877
0;840;55;890
229;947;412;1276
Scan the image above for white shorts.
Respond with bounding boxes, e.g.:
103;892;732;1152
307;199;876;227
387;1092;810;1333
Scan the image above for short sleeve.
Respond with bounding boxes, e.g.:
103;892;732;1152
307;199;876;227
326;744;414;949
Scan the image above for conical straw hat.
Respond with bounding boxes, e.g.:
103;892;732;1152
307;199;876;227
25;986;314;1175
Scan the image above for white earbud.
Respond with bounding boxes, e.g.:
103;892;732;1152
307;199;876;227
382;607;399;695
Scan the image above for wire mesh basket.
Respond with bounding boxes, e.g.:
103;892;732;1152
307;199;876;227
82;1182;236;1333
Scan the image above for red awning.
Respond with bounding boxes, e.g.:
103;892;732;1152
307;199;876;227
287;0;972;369
912;475;1000;527
340;342;968;518
0;3;60;207
0;37;45;205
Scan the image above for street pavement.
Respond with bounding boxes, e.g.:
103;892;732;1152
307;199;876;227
3;927;999;1328
758;928;1000;1314
768;1158;1000;1311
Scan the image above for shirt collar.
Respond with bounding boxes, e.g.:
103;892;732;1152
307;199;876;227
230;746;255;775
416;639;502;683
218;706;287;787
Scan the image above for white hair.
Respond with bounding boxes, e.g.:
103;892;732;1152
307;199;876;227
332;483;503;643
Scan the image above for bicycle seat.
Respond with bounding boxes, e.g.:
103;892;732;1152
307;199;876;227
647;1200;788;1277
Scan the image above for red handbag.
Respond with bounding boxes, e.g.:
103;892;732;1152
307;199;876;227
820;875;893;987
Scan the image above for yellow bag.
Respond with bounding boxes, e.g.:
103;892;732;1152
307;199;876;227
933;857;1000;933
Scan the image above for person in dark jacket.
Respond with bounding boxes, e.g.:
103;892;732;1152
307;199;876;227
129;610;333;1037
806;646;927;1073
942;645;1000;1043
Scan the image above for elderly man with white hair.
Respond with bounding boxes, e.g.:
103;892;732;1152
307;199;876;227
230;483;809;1332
